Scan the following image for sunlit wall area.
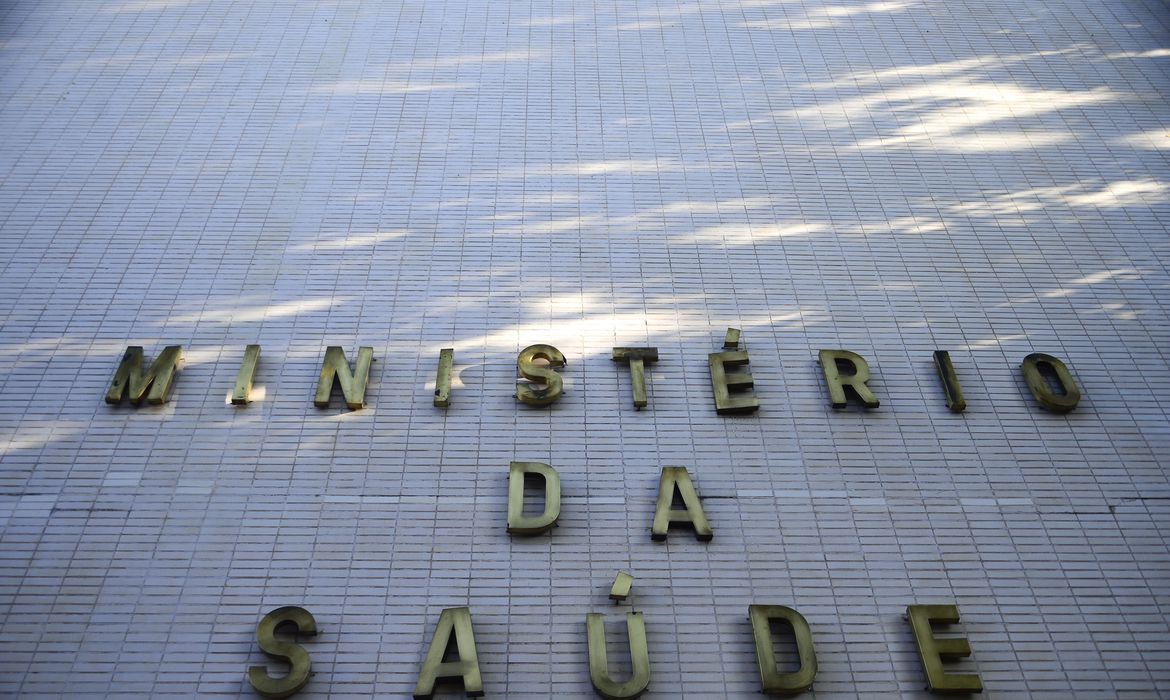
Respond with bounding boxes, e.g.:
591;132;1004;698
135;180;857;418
0;0;1168;697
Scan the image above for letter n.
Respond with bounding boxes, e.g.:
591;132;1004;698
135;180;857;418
314;346;373;410
105;345;183;405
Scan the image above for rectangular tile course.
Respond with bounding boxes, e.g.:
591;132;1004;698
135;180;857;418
1;0;1169;697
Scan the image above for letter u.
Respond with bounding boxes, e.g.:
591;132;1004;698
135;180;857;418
586;612;651;699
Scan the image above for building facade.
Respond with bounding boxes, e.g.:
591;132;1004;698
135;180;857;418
1;0;1169;697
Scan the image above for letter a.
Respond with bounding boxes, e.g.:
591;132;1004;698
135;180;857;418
651;467;712;541
414;607;483;699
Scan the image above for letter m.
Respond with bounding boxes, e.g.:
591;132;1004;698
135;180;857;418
105;346;183;405
315;346;373;410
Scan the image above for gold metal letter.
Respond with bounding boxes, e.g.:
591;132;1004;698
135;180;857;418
609;572;634;602
708;329;759;414
651;467;712;541
586;612;651;699
507;461;561;534
612;347;659;409
434;348;454;408
932;351;965;413
1021;353;1080;412
818;350;879;409
414;607;483;699
105;345;183;405
314;346;373;410
516;344;565;406
749;605;817;694
232;344;261;405
907;604;982;694
247;606;317;699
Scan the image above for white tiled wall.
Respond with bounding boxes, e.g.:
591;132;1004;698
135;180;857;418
1;0;1168;697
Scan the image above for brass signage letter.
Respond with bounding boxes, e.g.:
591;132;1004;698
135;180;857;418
516;344;565;406
314;346;373;410
609;572;634;602
907;604;982;694
612;347;659;409
817;350;879;409
232;344;262;405
651;467;713;541
1021;353;1080;412
414;606;483;699
247;606;317;699
105;345;183;405
586;612;651;699
932;351;965;413
507;461;561;534
749;605;817;694
433;348;454;408
708;328;760;414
